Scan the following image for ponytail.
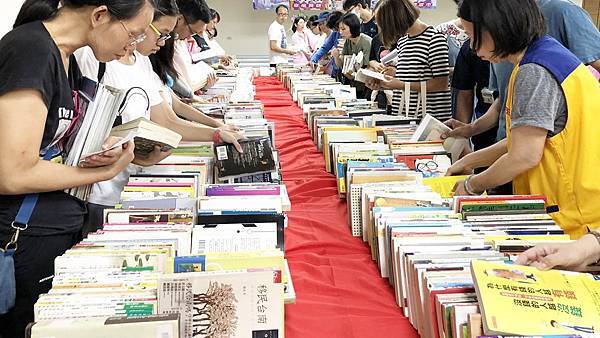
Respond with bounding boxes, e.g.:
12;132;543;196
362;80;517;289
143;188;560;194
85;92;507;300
14;0;60;28
14;0;153;28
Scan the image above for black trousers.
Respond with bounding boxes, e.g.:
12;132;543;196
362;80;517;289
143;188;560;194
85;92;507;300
0;232;81;338
81;202;109;238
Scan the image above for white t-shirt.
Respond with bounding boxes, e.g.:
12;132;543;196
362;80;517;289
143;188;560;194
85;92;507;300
173;39;213;91
75;47;164;206
268;21;289;65
152;71;173;108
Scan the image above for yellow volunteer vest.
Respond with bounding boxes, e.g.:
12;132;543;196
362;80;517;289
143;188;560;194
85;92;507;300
505;36;600;238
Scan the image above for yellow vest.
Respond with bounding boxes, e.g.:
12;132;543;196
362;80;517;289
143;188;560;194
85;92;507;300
505;36;600;238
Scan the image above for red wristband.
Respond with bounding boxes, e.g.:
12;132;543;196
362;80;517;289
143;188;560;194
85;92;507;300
213;129;221;144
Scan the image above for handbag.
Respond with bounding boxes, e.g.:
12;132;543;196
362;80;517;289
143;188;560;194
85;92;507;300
0;148;56;314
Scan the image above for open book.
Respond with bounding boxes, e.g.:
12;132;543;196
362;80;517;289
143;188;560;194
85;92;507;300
411;114;469;162
109;117;182;155
354;68;387;83
342;51;364;75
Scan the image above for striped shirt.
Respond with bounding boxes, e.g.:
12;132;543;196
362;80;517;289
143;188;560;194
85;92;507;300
391;26;452;121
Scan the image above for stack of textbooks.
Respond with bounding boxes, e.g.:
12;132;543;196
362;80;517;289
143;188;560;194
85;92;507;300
30;69;293;338
276;65;600;338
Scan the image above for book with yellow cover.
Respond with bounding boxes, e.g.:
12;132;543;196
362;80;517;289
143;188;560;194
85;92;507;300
471;260;600;336
423;175;469;198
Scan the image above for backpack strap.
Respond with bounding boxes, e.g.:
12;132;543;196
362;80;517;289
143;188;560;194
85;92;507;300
97;62;106;83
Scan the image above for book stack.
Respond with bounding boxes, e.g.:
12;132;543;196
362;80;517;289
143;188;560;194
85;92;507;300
64;78;125;200
31;69;292;338
275;65;600;338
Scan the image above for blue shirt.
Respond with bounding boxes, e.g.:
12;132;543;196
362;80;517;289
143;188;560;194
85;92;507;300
492;0;600;141
310;31;341;64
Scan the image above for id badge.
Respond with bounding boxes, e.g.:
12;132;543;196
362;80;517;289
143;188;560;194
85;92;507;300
481;87;495;104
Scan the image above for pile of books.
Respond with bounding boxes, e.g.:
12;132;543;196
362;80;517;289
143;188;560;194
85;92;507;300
29;70;293;338
276;65;600;338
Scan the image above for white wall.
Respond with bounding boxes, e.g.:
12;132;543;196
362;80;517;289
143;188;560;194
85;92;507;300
1;0;458;55
208;0;458;56
1;0;25;38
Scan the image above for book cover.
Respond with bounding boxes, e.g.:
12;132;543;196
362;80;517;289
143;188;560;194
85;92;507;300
214;138;276;179
158;271;283;338
471;260;600;336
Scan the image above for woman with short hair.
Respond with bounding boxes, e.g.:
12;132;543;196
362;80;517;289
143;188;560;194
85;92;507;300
448;0;600;238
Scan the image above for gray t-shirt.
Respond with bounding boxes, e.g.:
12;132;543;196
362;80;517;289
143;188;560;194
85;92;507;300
511;63;567;137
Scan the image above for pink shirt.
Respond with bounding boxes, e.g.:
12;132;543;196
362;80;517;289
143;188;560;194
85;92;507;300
291;31;312;66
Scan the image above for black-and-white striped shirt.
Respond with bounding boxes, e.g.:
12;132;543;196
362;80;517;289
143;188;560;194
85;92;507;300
391;26;452;121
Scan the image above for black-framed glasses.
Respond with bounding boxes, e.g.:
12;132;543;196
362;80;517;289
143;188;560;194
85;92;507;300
120;20;147;46
149;23;172;43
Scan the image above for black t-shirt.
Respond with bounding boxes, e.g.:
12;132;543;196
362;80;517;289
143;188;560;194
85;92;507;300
0;21;86;236
451;39;491;115
369;34;385;62
361;17;378;40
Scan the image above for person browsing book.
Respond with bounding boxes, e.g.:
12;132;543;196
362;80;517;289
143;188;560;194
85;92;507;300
192;9;233;69
332;13;372;98
309;11;343;76
171;0;218;93
364;0;452;120
136;2;239;135
447;0;600;238
291;16;314;67
442;0;600;146
76;0;243;234
0;1;155;336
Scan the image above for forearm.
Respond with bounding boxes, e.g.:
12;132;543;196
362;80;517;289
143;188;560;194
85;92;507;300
0;161;110;195
172;93;222;128
468;151;531;192
470;99;500;136
150;103;215;142
458;138;508;171
455;90;474;123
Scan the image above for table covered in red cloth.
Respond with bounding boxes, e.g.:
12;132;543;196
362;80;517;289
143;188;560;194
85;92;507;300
254;77;420;338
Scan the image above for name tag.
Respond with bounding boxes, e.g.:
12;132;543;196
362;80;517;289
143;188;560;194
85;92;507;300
481;88;495;104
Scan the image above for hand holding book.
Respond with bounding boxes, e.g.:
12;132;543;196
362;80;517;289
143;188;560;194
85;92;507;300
132;145;173;167
79;136;134;169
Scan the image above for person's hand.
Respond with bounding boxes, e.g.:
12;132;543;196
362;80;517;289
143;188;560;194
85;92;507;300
96;140;135;180
331;48;341;59
446;158;473;176
132;146;172;167
204;73;218;89
384;66;396;77
219;130;244;153
370;62;385;73
365;77;382;91
441;119;475;139
515;234;600;271
79;136;128;168
452;180;469;196
218;123;242;133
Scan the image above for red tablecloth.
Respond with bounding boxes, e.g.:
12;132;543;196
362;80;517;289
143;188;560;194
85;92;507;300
254;77;420;338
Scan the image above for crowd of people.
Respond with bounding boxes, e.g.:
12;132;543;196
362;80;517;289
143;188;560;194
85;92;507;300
0;0;599;336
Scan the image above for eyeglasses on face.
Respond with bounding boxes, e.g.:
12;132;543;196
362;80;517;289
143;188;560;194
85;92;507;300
149;23;172;43
120;20;147;46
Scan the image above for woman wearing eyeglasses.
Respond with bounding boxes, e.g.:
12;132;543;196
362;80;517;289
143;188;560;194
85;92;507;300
0;0;154;337
75;0;244;235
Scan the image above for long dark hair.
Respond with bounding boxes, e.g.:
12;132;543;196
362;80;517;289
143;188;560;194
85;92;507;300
150;36;177;85
154;0;179;20
292;16;306;33
209;8;219;38
14;0;152;28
